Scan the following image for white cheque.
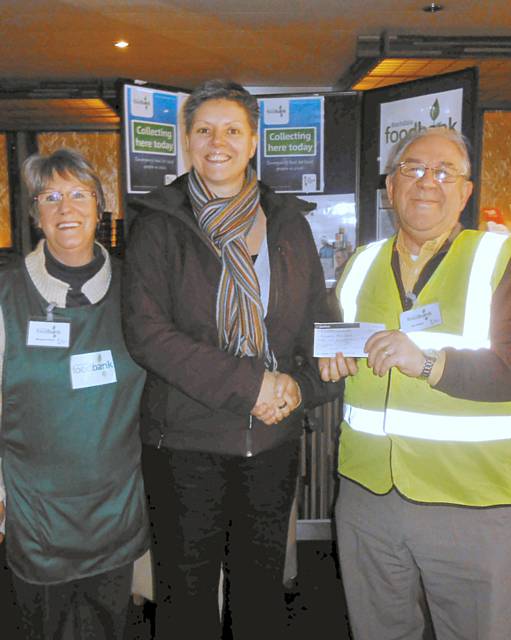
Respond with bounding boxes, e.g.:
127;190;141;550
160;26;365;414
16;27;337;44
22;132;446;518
313;322;386;358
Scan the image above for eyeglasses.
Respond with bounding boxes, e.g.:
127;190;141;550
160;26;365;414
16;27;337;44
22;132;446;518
34;189;96;207
398;162;467;184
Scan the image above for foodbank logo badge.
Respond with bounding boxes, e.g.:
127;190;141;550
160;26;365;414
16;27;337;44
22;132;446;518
429;99;440;123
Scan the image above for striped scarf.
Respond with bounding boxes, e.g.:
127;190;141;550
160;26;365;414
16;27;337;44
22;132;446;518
188;167;275;368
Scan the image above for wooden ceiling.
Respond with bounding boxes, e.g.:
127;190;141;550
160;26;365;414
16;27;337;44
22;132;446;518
0;0;510;129
0;98;119;130
353;58;511;106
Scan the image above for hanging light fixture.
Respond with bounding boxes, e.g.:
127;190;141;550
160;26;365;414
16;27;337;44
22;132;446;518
422;2;444;12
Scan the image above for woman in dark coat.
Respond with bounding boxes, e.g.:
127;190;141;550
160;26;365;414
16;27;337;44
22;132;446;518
122;80;339;639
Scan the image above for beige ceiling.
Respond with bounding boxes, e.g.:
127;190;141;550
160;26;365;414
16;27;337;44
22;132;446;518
0;0;510;128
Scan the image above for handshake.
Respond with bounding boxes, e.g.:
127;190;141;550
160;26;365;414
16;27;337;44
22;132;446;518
251;370;302;426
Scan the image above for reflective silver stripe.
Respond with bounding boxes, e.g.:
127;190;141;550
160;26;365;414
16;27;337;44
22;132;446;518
386;408;511;442
463;232;508;343
407;331;490;350
344;404;386;436
345;404;511;442
340;240;386;322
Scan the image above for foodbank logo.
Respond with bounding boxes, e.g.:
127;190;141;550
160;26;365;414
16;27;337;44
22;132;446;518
384;98;458;145
430;98;440;123
268;105;286;120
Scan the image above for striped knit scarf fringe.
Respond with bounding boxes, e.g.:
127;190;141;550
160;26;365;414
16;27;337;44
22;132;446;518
188;167;275;369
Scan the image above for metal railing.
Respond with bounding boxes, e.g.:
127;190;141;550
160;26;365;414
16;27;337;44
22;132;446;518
297;398;342;539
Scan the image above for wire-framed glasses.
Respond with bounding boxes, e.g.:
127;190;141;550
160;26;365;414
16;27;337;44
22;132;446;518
34;189;96;207
398;162;467;184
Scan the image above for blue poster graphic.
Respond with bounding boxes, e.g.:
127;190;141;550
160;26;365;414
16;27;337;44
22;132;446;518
123;84;180;193
257;96;324;193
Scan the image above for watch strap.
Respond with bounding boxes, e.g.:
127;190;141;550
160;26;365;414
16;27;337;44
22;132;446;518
419;353;437;379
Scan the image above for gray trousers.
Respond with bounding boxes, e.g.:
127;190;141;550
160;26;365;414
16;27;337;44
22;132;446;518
336;478;511;640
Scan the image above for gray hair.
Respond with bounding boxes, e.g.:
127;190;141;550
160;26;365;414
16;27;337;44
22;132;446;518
386;127;472;177
23;148;105;223
183;79;259;134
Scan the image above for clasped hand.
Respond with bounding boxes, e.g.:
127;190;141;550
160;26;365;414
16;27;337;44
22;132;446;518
251;371;302;425
319;329;425;381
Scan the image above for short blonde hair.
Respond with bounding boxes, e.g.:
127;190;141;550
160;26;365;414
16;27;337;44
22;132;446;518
23;148;105;223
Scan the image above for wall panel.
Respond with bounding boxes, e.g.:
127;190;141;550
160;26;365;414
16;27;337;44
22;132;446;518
0;134;12;248
480;111;511;229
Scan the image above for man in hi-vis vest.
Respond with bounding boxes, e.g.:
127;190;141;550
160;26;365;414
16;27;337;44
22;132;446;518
320;127;511;640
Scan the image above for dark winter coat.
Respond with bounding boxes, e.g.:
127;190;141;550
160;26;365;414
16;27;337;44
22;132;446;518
122;174;340;456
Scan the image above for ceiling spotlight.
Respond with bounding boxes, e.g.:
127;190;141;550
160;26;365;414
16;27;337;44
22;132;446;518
423;2;444;12
114;40;129;49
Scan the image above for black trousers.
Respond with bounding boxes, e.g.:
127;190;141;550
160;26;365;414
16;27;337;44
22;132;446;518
1;542;23;639
142;439;300;640
11;562;133;640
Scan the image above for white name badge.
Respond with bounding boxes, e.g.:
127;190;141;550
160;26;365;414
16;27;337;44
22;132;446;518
27;320;70;348
400;302;442;332
70;350;117;390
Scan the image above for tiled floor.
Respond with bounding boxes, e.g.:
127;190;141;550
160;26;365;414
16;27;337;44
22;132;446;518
280;541;352;640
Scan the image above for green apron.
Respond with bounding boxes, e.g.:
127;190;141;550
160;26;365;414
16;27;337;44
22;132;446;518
1;262;148;584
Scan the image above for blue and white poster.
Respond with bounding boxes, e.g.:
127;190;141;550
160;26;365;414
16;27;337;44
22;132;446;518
257;96;324;193
123;84;184;193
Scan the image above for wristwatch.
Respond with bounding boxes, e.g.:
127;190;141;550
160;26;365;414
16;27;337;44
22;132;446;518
419;349;438;380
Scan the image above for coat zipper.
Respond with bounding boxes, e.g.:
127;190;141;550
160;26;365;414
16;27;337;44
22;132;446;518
246;415;253;457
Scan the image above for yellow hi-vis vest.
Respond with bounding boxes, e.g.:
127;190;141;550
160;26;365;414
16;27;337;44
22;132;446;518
337;230;511;506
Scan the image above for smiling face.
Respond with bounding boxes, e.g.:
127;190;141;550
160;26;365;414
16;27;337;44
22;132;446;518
186;98;258;197
37;171;99;266
386;133;473;253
